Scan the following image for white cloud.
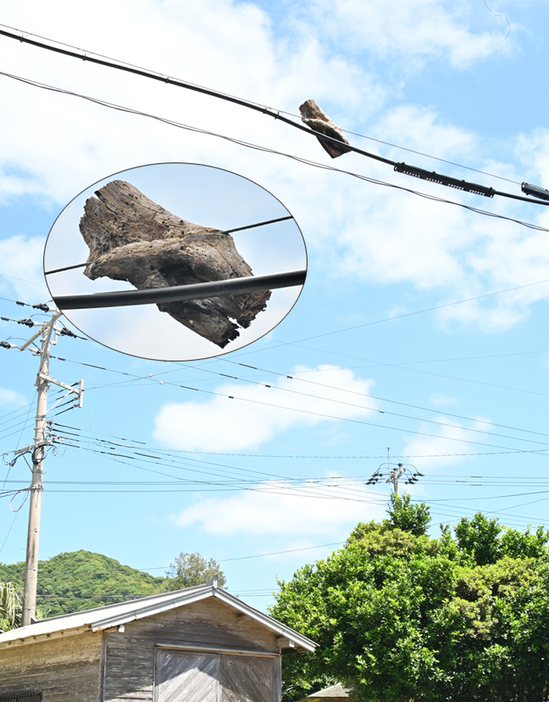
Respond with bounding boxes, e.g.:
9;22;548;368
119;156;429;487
516;129;549;197
153;364;378;450
171;479;386;536
300;0;510;69
0;387;27;407
0;0;543;335
0;0;382;205
0;235;48;302
430;394;459;407
401;416;493;468
374;105;478;160
335;177;472;288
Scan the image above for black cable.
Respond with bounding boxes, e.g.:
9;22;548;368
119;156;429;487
2;68;548;234
0;25;546;207
0;26;395;166
59;378;549;453
0;296;54;310
43;339;549;454
222;215;293;234
44;261;90;275
219;359;549;443
53;269;306;310
160;367;549;449
0;23;523;189
43;215;294;276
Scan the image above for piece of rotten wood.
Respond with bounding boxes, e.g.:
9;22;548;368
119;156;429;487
299;99;351;158
79;180;270;348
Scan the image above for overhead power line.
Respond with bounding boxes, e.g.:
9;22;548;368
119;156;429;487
218;359;549;443
43;215;294;276
52;374;549;453
0;26;393;164
44;422;549;462
15;327;549;453
0;24;547;208
2;68;548;235
52;269;306;311
0;23;525;188
160;364;549;448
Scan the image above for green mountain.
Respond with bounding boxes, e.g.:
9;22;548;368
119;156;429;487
0;550;167;618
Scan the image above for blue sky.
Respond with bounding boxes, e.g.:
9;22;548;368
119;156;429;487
2;0;549;612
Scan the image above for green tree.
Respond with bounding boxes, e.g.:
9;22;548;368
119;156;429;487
455;511;549;565
385;492;431;535
165;552;226;590
270;509;549;702
0;581;22;631
454;511;504;565
347;493;431;545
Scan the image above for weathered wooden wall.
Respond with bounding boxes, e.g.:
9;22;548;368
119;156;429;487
102;598;283;702
155;649;278;702
0;598;285;702
0;629;103;701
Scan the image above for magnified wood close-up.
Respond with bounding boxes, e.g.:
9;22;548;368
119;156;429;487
79;180;271;348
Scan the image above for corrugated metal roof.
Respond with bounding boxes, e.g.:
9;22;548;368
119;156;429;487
0;582;317;652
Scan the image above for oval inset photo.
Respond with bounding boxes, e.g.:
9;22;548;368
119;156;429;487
44;163;307;361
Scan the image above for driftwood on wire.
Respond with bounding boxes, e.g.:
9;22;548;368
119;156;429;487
299;99;351;158
79;180;270;348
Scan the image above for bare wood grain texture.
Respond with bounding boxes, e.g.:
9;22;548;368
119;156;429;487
221;655;274;702
0;599;284;701
0;631;102;701
103;599;283;701
156;652;219;702
155;651;276;702
80;180;271;348
299;99;351;158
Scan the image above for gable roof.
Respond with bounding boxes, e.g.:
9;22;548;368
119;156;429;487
0;580;317;652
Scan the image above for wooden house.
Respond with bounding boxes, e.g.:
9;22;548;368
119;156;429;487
0;577;316;701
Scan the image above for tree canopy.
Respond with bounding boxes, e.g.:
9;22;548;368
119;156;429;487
0;582;22;632
165;551;226;590
270;501;549;702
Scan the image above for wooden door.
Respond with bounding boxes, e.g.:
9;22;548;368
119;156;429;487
155;650;276;702
155;651;219;702
221;655;274;702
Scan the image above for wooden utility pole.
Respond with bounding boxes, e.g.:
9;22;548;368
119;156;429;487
21;313;58;626
20;312;83;626
386;463;404;495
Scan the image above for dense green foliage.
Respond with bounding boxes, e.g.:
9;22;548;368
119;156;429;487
165;552;226;590
352;493;431;538
0;550;167;617
0;549;226;621
271;506;549;702
0;581;22;631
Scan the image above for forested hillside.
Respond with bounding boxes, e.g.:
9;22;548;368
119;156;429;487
0;550;167;617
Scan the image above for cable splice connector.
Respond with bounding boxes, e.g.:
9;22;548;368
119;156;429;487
521;182;549;202
395;163;496;198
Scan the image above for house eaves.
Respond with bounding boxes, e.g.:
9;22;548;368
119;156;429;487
0;583;317;653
